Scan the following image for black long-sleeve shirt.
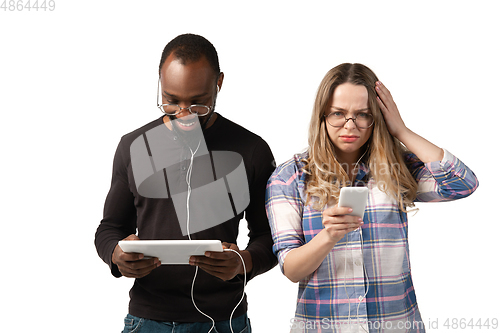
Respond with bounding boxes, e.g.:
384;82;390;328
95;114;277;322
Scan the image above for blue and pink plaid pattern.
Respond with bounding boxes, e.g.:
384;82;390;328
266;149;478;332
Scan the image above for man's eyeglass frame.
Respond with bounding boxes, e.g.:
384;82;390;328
156;78;213;117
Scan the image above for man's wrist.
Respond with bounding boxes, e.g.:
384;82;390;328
239;250;253;275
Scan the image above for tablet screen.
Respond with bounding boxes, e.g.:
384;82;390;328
118;240;223;265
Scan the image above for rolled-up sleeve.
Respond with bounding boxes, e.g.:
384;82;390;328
407;149;479;202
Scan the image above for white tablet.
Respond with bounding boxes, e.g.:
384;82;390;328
118;240;223;265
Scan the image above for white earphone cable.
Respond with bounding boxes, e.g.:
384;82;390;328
185;139;246;333
343;148;369;332
185;140;201;239
185;140;216;332
224;249;247;333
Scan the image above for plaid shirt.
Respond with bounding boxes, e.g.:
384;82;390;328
266;149;478;333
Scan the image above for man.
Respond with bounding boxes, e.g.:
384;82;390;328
95;34;277;332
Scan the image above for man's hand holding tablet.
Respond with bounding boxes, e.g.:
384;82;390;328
112;234;161;279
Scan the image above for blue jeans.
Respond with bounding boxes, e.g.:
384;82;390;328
122;313;251;333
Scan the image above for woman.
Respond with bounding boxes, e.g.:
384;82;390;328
266;63;478;333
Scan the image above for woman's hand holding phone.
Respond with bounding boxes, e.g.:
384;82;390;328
322;205;364;245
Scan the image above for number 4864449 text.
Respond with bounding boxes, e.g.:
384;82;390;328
1;0;56;11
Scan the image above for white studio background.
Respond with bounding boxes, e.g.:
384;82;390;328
1;1;498;332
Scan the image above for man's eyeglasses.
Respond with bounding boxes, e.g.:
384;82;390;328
324;111;374;129
156;79;213;117
158;104;212;117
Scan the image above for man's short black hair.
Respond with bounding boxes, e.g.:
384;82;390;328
158;33;220;76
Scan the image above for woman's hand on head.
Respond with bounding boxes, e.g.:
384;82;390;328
322;204;364;244
375;80;444;163
375;81;409;139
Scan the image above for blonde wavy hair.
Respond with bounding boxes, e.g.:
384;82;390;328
303;63;418;211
